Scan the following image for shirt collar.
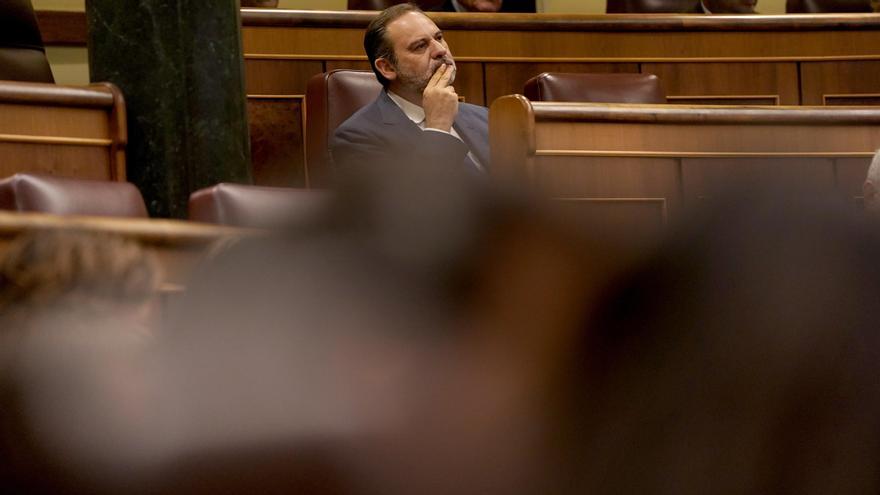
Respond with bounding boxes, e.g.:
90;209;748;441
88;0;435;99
387;90;426;126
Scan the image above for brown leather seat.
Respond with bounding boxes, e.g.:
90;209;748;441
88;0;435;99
0;174;147;217
305;70;382;187
606;0;701;12
524;73;666;104
188;183;330;228
0;0;54;82
786;0;871;12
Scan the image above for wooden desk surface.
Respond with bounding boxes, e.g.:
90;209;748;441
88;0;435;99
0;212;248;287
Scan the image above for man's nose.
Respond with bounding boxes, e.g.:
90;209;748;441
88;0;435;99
430;40;447;58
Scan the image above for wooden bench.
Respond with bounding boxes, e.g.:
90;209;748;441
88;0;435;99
489;95;880;233
0;81;127;181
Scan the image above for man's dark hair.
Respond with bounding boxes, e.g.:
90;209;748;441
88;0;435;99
363;3;424;88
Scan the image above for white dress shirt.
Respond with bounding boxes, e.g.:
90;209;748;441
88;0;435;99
386;90;484;171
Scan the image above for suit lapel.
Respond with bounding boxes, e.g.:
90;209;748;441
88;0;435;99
454;112;490;168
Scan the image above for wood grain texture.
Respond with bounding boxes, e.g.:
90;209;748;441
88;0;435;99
491;99;880;226
642;62;799;105
247;97;307;187
240;11;880;32
800;61;880;105
835;157;873;199
245;59;323;94
680;157;835;202
0;81;125;181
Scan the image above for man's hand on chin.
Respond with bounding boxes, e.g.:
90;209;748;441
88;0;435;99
458;0;503;12
422;63;459;133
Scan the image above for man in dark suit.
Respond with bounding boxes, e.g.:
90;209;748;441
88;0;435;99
331;4;489;178
431;0;537;12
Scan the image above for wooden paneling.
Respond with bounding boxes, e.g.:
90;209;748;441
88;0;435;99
0;144;110;180
245;59;323;95
247;97;306;187
835;157;873;201
681;157;835;202
641;62;799;105
0;82;125;181
800;61;880;106
484;62;638;105
550;198;668;239
536;156;682;216
490;96;880;229
325;60;373;72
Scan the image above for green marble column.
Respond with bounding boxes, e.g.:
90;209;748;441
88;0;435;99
86;0;252;218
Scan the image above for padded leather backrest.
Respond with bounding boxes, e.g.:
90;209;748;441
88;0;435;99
188;183;330;228
786;0;871;11
305;70;382;187
0;174;148;218
606;0;702;12
0;0;54;83
524;73;666;104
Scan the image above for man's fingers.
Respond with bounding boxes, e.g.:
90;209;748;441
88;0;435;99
426;63;447;89
436;63;454;88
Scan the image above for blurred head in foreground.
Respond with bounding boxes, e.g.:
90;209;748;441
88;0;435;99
0;229;161;331
570;191;880;494
0;230;161;493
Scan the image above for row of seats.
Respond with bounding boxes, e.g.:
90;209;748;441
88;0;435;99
348;0;876;13
304;70;664;185
0;174;326;228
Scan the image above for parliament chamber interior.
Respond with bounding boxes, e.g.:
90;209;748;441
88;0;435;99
3;0;880;493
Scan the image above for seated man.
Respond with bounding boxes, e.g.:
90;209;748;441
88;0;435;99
331;4;489;178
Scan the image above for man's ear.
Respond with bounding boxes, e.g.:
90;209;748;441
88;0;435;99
375;58;397;83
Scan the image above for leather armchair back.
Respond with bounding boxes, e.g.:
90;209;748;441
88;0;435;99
188;183;330;228
305;70;382;187
0;174;148;218
524;73;667;104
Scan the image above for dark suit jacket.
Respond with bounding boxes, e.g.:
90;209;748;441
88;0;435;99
433;0;537;12
330;91;489;177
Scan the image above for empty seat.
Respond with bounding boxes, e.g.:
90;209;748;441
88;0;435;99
786;0;871;11
524;73;666;104
0;174;147;217
0;0;54;83
188;183;330;228
305;70;383;187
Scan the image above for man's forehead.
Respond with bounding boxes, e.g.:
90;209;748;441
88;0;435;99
386;12;440;44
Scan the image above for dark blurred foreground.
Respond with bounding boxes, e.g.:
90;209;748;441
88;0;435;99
2;163;880;494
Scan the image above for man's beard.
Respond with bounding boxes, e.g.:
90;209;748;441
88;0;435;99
395;59;455;94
